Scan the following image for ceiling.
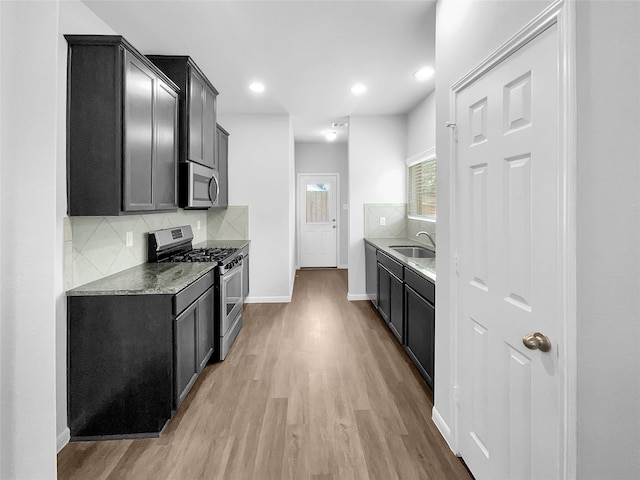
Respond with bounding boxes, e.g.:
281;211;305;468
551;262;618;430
83;0;437;143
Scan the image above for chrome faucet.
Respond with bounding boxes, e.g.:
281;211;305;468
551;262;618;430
416;231;436;248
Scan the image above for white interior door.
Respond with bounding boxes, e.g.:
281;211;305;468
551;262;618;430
455;23;562;479
298;174;337;268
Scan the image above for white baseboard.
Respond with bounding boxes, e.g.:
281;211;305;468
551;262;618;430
347;293;369;301
432;406;458;455
57;427;70;453
245;295;291;304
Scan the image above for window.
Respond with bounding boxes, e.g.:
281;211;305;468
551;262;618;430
407;148;436;220
306;183;330;223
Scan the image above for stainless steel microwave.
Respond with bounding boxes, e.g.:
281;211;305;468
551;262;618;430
180;162;219;209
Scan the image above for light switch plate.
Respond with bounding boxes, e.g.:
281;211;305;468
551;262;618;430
379;217;386;226
125;231;133;247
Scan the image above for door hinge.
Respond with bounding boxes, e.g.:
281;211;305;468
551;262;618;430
454;255;460;275
454;385;461;405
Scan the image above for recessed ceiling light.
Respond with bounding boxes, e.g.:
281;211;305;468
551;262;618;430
324;131;337;142
249;82;265;93
351;83;367;95
414;66;435;81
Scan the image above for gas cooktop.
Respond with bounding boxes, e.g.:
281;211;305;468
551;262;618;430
147;225;239;265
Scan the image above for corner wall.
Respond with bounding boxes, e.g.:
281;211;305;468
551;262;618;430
347;115;406;299
219;113;295;302
1;1;61;477
575;2;640;478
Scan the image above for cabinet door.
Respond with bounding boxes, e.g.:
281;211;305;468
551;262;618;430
404;285;435;389
123;51;155;211
365;244;378;308
389;273;404;343
203;88;217;170
196;287;214;371
154;79;178;210
174;302;198;407
377;263;391;324
188;71;205;165
216;126;228;207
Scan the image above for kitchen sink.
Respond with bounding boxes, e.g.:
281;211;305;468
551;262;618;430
390;246;436;258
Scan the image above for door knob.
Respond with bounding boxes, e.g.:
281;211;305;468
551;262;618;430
522;332;552;352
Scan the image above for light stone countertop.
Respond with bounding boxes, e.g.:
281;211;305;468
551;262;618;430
67;240;250;296
364;238;436;283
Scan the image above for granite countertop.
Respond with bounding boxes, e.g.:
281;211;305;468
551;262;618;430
67;263;217;296
68;240;250;296
364;237;436;283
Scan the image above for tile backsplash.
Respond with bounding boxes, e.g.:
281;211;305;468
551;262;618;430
364;203;436;246
207;206;249;240
66;206;249;290
407;217;437;247
364;203;407;238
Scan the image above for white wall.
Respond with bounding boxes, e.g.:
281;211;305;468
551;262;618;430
575;2;640;478
295;142;349;267
219;113;295;302
1;1;60;477
434;0;555;452
347;115;406;299
406;91;436;158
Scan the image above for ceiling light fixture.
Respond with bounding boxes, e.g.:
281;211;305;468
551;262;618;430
325;131;337;142
249;82;265;93
414;66;435;81
351;83;367;95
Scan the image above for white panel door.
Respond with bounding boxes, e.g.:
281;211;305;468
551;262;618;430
455;24;561;479
299;175;337;268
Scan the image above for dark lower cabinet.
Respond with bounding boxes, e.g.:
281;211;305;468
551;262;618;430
67;271;215;440
404;273;435;389
174;299;198;408
365;242;378;308
174;282;214;409
67;295;174;439
377;250;405;344
366;242;436;390
378;263;404;343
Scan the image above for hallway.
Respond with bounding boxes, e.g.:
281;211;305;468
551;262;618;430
58;269;471;479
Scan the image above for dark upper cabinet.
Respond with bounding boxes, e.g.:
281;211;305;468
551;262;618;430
215;124;229;209
146;56;219;170
65;35;179;216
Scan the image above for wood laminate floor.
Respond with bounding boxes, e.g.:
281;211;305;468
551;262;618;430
58;269;472;480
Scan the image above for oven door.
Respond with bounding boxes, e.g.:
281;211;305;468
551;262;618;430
181;162;219;209
219;260;244;336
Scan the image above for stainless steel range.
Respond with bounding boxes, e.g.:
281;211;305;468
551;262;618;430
148;225;244;360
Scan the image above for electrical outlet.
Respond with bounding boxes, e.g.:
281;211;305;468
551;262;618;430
125;231;133;247
379;217;386;226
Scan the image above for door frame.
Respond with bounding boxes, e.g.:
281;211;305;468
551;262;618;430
448;0;576;477
296;173;340;269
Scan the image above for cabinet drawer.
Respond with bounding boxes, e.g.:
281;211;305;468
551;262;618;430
404;268;435;305
173;271;214;314
376;250;403;279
